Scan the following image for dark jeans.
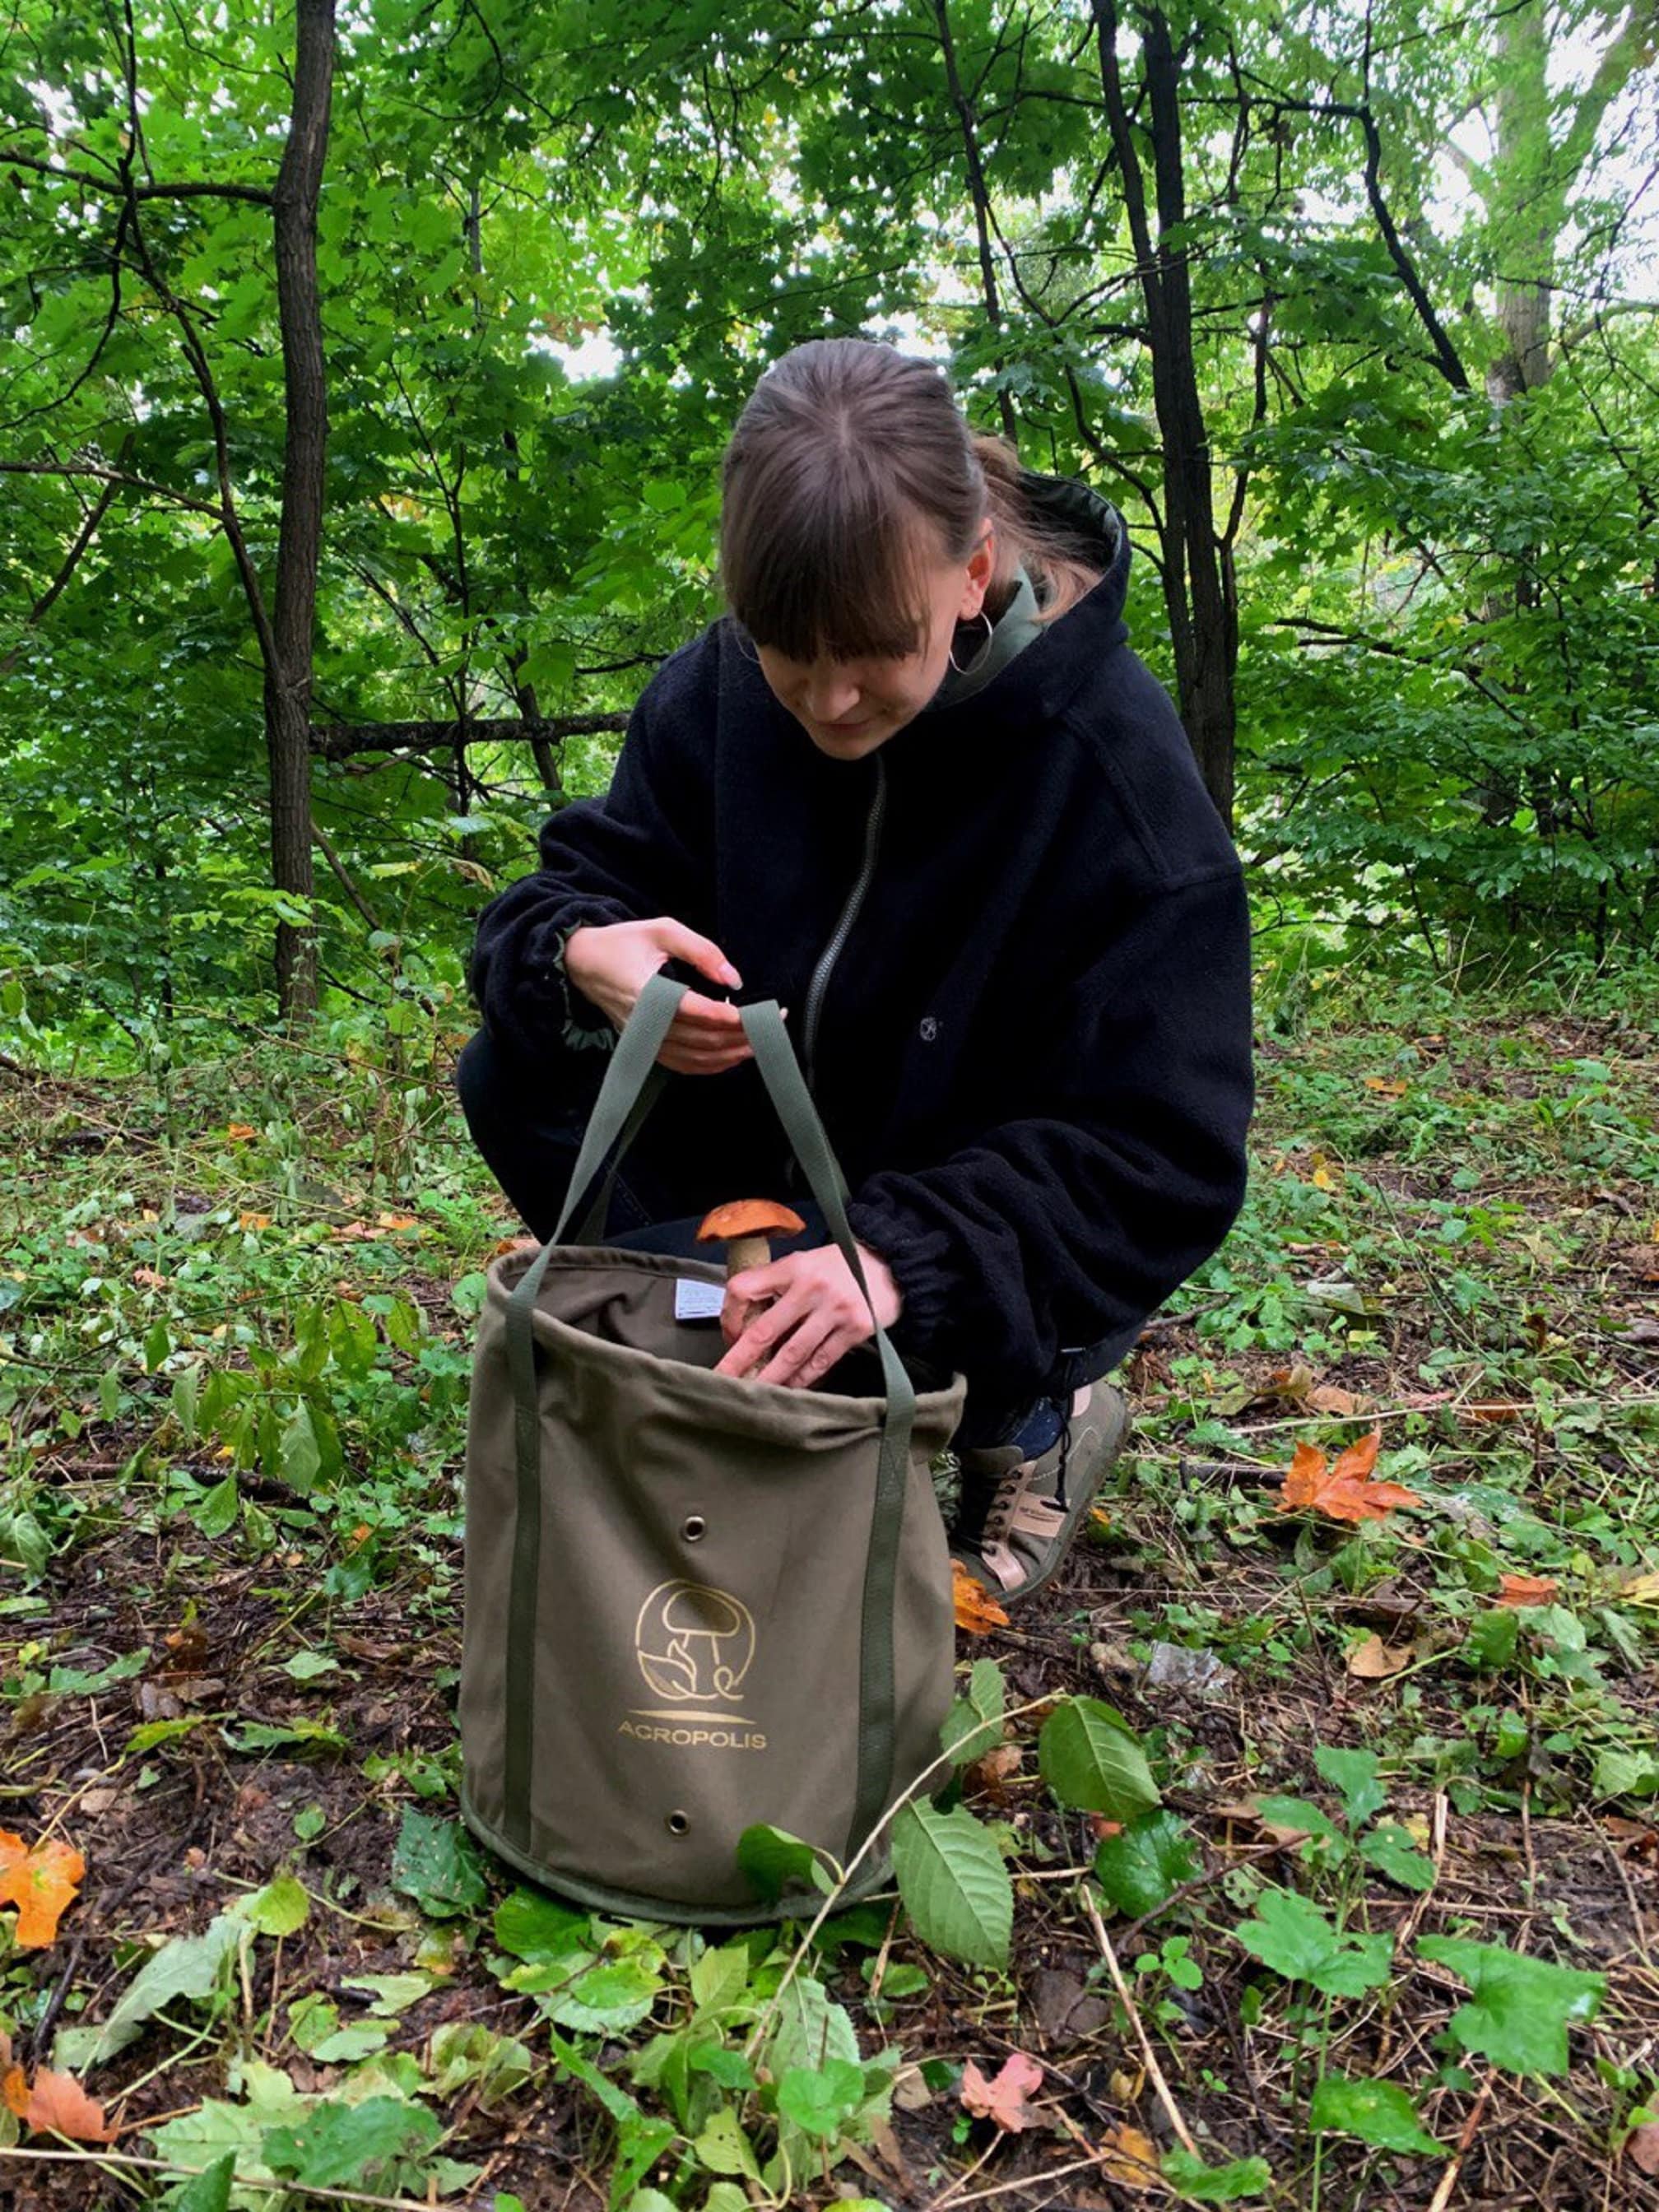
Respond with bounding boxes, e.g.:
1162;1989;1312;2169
454;1026;1127;1451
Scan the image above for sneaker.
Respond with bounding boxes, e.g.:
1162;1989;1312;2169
950;1382;1130;1605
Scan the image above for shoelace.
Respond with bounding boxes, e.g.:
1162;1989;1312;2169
981;1398;1077;1540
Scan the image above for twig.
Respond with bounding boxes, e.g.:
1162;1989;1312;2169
1425;2070;1494;2212
1080;1883;1199;2157
0;2146;462;2210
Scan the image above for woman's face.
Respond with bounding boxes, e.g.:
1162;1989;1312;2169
754;518;997;759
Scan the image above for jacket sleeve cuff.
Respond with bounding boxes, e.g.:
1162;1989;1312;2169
845;1192;961;1368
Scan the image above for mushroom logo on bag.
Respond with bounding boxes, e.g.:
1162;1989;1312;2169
622;1581;766;1753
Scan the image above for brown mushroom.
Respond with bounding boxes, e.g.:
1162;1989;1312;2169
695;1198;806;1280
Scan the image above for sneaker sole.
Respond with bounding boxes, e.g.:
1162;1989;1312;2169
952;1382;1132;1608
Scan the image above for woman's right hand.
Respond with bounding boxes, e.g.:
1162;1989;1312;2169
564;918;777;1076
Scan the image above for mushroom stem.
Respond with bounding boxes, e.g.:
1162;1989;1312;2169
725;1233;771;1278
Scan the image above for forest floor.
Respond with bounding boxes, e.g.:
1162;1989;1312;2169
2;961;1657;2211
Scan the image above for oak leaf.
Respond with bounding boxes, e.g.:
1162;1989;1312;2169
1347;1633;1414;1678
16;2066;114;2142
1276;1431;1420;1524
952;1559;1010;1635
1099;2121;1165;2191
1495;1573;1558;1608
959;2050;1043;2131
0;1830;85;1947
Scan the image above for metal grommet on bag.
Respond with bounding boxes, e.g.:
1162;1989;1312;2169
667;1810;690;1837
682;1514;706;1543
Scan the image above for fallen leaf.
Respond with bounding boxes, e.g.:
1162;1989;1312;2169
2;2063;26;2118
1629;2122;1659;2175
960;2051;1043;2131
1459;1401;1528;1425
225;1122;257;1141
966;1743;1023;1796
1099;2121;1165;2191
238;1212;271;1232
1308;1383;1362;1417
952;1559;1010;1636
0;1831;86;1947
1495;1573;1558;1608
1363;1076;1408;1098
1276;1430;1421;1524
1347;1633;1414;1679
132;1266;168;1289
1619;1572;1659;1606
17;2065;114;2142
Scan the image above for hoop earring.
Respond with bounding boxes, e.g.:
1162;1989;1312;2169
947;607;994;675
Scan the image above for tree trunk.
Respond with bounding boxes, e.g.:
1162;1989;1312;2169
267;0;337;1022
1094;0;1237;825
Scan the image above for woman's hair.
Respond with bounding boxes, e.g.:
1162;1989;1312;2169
718;337;1106;663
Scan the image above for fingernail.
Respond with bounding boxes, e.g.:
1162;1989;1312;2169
723;964;742;986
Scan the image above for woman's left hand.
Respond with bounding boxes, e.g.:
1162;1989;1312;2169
712;1241;903;1388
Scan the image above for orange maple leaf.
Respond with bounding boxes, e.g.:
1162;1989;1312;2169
1276;1429;1421;1524
952;1559;1010;1635
15;2064;114;2142
0;1831;85;1948
1496;1572;1558;1607
224;1122;257;1142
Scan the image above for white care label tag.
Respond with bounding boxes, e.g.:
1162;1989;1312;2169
674;1277;727;1322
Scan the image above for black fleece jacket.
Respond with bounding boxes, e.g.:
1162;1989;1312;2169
467;476;1254;1408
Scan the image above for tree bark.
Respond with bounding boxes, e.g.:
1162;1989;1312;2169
267;0;337;1022
1094;0;1237;825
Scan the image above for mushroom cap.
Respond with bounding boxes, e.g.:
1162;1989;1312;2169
696;1199;806;1242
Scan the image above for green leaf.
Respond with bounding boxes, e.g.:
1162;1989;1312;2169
283;1648;338;1681
172;2149;236;2212
427;2022;535;2106
890;1801;1012;1968
494;1887;591;1962
693;2107;762;2178
689;1941;755;2020
1416;1937;1604;2075
1038;1697;1160;1819
192;1475;240;1538
1093;1809;1200;1920
63;1912;243;2070
735;1823;836;1903
221;1717;346;1754
171;1363;201;1442
279;1401;321;1494
1464;1610;1520;1670
1161;2149;1274;2200
342;1973;439;2017
391;1808;487;1917
1310;2074;1443;2154
542;1954;665;2035
941;1657;1007;1767
1234;1890;1392;1997
46;1647;149;1694
1359;1823;1437;1893
760;1974;860;2084
777;2059;867;2141
1313;1745;1387;1829
235;1873;309;1936
262;2095;440;2188
143;1317;172;1373
1594;1748;1659;1800
1251;1796;1345;1848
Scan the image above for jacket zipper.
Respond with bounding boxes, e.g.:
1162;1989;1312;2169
801;750;887;1098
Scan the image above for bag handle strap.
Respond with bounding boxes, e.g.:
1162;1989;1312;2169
497;966;918;1862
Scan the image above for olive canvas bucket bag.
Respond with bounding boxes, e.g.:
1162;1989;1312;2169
458;969;968;1922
